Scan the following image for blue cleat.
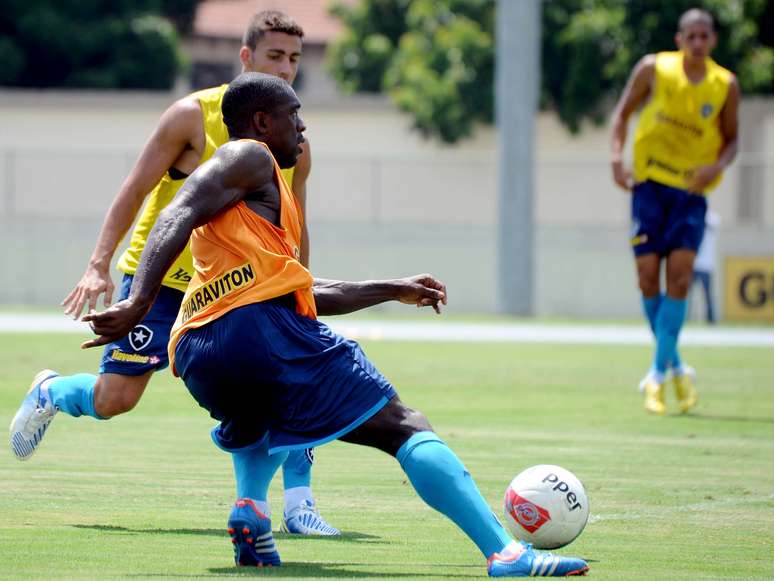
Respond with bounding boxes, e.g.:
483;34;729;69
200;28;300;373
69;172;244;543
487;542;589;577
280;499;340;536
9;370;59;460
227;499;281;567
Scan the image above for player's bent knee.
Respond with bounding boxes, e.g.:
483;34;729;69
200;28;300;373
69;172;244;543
637;275;660;296
667;273;693;298
401;407;433;435
376;400;434;455
340;396;434;456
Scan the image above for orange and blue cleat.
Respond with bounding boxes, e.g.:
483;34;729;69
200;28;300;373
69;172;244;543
487;541;589;577
227;498;281;567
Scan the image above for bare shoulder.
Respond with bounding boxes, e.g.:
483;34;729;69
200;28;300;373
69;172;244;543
634;54;657;77
158;95;203;136
212;140;274;183
218;139;272;162
639;53;657;68
622;54;656;99
721;74;741;117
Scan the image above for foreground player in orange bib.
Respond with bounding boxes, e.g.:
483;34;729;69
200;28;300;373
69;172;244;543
610;8;739;414
84;73;589;576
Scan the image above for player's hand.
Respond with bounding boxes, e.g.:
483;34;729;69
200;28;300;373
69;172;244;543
61;264;115;320
686;164;720;192
394;274;447;314
611;159;634;191
80;299;149;349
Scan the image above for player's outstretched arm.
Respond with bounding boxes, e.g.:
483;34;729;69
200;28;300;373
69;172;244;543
62;98;204;319
610;55;655;191
313;274;447;316
82;141;275;348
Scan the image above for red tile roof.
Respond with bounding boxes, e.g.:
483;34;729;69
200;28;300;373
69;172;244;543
193;0;350;44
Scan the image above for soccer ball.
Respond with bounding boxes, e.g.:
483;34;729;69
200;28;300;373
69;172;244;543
503;464;589;549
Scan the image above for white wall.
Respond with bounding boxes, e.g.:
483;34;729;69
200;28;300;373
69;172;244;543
1;89;773;317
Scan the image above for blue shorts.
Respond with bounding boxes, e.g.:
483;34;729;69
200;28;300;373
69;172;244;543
99;274;184;376
174;301;396;455
631;180;707;257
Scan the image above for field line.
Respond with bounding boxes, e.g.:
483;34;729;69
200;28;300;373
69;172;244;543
0;314;773;347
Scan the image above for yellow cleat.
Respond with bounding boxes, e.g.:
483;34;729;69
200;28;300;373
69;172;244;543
673;371;698;413
643;379;666;415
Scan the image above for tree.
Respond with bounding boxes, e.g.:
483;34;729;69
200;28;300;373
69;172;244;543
0;1;200;90
327;0;774;142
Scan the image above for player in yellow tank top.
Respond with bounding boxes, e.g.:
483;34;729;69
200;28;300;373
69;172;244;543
610;9;739;414
116;84;297;292
632;51;732;192
11;10;340;537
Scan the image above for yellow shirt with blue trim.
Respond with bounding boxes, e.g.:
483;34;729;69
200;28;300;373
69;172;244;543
633;51;733;193
117;84;297;291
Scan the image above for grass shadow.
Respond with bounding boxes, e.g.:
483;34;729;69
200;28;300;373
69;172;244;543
71;524;382;543
71;524;223;537
124;562;478;579
675;413;774;424
205;562;477;578
274;531;381;543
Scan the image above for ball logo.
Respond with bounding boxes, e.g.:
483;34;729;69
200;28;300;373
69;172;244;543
506;489;551;533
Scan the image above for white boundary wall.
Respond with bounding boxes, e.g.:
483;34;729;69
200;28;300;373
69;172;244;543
1;91;773;317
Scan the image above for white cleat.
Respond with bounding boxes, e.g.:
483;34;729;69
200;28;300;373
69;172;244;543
9;370;59;460
673;364;696;382
638;371;658;393
280;500;340;536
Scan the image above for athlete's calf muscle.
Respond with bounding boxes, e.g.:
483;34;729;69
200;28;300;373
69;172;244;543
93;372;153;418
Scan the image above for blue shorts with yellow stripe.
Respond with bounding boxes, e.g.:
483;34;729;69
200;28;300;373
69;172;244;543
174;300;396;455
631;180;707;257
100;274;184;376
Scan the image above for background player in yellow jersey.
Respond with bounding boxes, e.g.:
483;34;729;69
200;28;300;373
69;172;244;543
610;8;739;414
10;10;338;535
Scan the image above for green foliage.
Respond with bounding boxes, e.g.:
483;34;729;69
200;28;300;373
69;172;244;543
327;0;412;93
0;0;198;89
385;0;495;142
327;0;774;141
542;1;632;132
0;37;25;85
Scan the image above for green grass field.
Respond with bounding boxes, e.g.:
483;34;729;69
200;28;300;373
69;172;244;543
0;331;772;579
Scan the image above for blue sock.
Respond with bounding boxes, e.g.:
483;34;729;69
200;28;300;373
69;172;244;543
397;431;512;558
671;344;683;374
282;448;313;489
47;374;103;419
654;296;688;376
641;293;663;336
232;436;288;501
642;293;684;375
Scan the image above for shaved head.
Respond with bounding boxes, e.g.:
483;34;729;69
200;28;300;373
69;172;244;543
678;8;714;31
222;72;296;138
